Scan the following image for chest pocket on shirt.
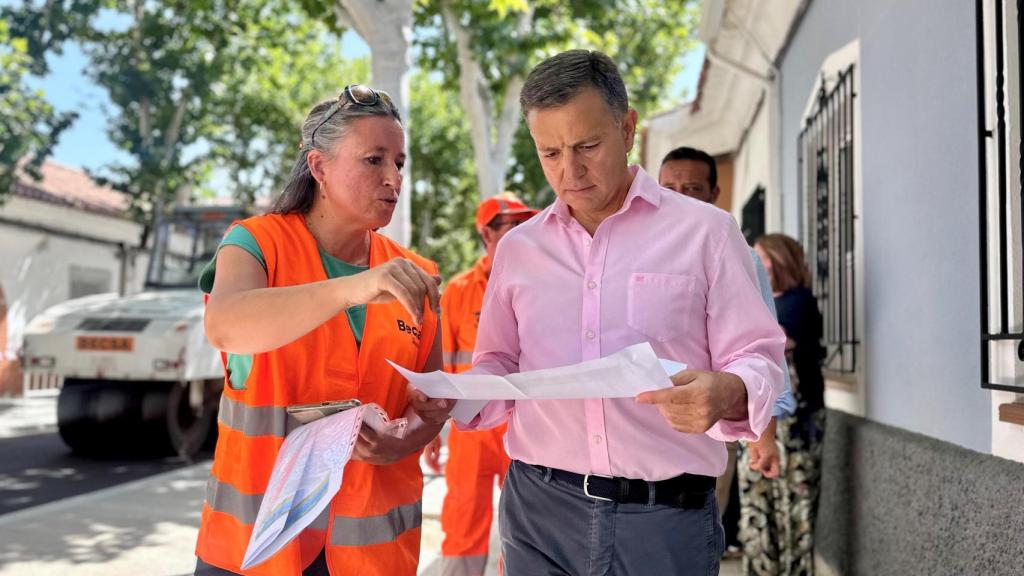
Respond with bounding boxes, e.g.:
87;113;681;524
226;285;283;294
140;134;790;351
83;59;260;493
627;272;699;343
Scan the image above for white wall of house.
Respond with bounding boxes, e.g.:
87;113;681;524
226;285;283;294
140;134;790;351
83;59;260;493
730;101;774;230
776;0;991;453
0;195;144;363
658;0;1011;457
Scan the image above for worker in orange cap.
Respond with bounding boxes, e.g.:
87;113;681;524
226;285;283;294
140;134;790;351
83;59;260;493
432;192;538;576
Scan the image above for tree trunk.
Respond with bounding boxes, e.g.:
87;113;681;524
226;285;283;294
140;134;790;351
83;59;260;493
335;0;414;246
439;2;532;200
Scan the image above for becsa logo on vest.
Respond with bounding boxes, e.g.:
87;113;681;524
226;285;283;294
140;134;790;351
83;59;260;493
396;319;422;343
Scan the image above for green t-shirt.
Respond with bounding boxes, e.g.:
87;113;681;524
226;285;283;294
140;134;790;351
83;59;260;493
198;225;368;389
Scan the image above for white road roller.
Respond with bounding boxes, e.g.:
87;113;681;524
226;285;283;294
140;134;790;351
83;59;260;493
21;205;246;457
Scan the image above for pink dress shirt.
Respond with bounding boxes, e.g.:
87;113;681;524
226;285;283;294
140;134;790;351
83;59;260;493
459;166;785;480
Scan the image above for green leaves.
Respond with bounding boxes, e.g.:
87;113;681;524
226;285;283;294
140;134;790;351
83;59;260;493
3;0;701;280
489;0;529;19
0;19;77;200
0;0;362;223
409;0;700;276
408;70;480;282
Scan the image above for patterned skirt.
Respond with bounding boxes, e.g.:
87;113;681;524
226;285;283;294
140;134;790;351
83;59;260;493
736;405;826;576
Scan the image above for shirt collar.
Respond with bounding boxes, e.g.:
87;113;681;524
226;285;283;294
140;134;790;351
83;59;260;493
541;165;662;227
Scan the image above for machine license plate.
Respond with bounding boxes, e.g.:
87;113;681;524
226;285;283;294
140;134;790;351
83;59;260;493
75;336;134;352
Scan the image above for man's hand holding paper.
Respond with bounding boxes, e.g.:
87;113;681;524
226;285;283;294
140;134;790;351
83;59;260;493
635;370;750;434
396;342;688;424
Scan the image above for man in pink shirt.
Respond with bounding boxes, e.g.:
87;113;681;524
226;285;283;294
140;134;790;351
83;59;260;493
411;49;785;575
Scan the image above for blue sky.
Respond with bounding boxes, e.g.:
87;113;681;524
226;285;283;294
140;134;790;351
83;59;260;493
30;27;705;175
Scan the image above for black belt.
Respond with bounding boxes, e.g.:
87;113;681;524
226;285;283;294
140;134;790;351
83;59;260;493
530;463;715;510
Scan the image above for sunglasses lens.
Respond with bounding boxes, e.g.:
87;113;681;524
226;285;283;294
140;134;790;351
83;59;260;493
489;218;521;230
377;90;394;108
347;84;377;105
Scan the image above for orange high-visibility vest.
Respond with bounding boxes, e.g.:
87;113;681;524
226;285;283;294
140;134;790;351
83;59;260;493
440;257;489;374
439;257;510;567
195;213;438;576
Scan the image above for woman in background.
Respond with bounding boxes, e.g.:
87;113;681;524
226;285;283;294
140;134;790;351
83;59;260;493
739;233;827;576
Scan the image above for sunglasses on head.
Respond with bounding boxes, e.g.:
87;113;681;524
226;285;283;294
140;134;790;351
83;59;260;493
309;84;395;147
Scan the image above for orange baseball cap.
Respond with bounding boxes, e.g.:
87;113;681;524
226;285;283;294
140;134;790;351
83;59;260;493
475;192;538;231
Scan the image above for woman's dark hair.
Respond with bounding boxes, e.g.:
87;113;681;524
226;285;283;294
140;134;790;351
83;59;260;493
272;89;402;215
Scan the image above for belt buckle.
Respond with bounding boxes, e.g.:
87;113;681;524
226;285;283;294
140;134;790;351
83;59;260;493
583;473;614;502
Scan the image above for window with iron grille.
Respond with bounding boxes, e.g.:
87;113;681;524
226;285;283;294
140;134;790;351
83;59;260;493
798;64;859;375
977;0;1024;392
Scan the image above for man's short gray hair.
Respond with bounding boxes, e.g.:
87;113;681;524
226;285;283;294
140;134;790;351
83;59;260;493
519;49;628;119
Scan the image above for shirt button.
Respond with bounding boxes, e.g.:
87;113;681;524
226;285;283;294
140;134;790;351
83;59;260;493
585;330;596;339
587;280;597;289
585;238;592;247
593;435;603;445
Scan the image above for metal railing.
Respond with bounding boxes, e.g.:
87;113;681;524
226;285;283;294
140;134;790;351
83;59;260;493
22;372;63;397
798;64;858;374
977;0;1024;392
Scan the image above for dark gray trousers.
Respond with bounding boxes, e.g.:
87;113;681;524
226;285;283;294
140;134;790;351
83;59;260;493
499;460;724;576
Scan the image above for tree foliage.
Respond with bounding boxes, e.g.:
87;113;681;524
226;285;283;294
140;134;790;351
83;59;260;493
82;1;358;218
408;70;480;282
3;0;361;225
198;20;369;206
0;18;76;199
4;0;700;278
410;0;700;275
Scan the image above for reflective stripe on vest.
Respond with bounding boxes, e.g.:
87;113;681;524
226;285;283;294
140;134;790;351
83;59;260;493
217;395;302;438
441;258;487;375
206;476;263;525
330;500;422;547
203;479;329;536
440;555;488;576
442;350;474;367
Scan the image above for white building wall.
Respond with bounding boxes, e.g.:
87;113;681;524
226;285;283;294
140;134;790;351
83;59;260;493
0;196;144;362
730;101;772;225
777;0;990;453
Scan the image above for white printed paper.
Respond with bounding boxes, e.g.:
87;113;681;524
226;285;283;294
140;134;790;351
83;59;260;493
388;342;686;406
241;402;404;570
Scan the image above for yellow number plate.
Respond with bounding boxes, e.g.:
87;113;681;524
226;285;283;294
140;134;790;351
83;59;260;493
75;336;134;352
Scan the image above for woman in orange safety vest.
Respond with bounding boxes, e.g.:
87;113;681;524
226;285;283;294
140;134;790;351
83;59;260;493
193;85;451;576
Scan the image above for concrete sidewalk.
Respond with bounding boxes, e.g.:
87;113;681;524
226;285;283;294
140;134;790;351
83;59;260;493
0;396;491;574
0;400;735;576
0;462;208;576
0;460;738;575
0;462;494;576
0;396;58;439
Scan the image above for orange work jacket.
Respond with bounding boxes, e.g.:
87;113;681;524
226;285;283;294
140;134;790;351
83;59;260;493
195;213;438;576
439;254;509;499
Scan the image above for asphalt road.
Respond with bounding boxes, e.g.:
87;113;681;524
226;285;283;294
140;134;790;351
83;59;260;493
0;431;211;516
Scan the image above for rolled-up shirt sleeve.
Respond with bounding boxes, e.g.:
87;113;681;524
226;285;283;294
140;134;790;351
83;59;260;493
705;220;787;441
454;243;519;431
